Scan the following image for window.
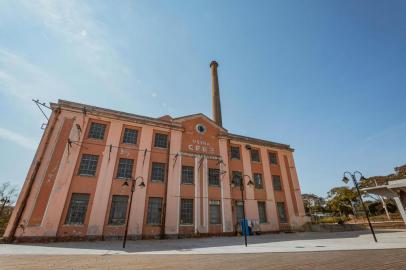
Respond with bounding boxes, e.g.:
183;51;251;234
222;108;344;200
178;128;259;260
151;162;165;182
147;197;163;225
78;154;99;176
154;133;168;148
108;195;128;225
65;193;90;225
230;146;240;160
116;158;134;179
235;201;244;223
254;173;263;189
277;202;288;223
272;175;282;191
123;128;138;144
180;199;193;225
88;122;106;140
232;171;242;187
258;201;267;223
208;168;220;187
250;149;260;162
181;166;194;184
269;152;278;165
209;200;221;224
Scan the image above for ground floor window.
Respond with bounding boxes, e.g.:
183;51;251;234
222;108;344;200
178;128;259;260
277;202;288;223
147;197;163;225
258;201;267;223
180;199;193;225
65;193;90;225
209;200;221;224
235;200;244;223
108;195;129;225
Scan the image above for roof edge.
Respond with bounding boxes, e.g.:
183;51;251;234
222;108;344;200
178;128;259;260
228;133;294;151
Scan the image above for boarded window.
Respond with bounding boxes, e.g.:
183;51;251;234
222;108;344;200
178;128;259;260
272;175;282;191
258;201;267;223
147;197;163;225
208;168;220;186
78;154;99;176
123;128;138;144
116;158;134;179
230;146;240;160
151;162;165;182
254;173;263;189
88;122;106;140
180;199;193;225
181;166;194;184
65;193;90;225
277;202;288;223
108;195;128;225
154;133;168;148
250;149;260;162
209;200;221;224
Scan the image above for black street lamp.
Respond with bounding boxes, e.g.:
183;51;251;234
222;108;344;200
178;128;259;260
122;176;146;248
342;171;377;242
231;174;254;247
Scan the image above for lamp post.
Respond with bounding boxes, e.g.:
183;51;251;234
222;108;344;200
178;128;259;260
342;171;377;242
122;176;145;248
231;174;254;247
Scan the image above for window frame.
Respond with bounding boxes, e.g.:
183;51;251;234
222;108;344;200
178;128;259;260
87;122;106;140
269;152;278;165
272;175;282;191
78;154;99;177
258;201;267;224
122;128;138;145
231;171;242;187
108;195;129;226
208;168;221;187
154;133;168;148
64;193;90;225
230;146;241;160
116;158;134;179
250;148;261;163
181;166;194;185
277;202;288;223
209;200;221;224
254;173;264;189
180;198;194;225
150;162;166;183
147;197;163;225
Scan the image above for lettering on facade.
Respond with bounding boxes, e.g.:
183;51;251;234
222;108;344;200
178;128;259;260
188;139;215;154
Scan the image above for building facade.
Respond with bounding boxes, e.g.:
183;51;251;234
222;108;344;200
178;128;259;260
5;61;307;241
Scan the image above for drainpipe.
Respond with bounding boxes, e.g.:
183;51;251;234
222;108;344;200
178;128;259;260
6;107;61;242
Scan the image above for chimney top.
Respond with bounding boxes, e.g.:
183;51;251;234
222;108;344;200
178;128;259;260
210;60;218;68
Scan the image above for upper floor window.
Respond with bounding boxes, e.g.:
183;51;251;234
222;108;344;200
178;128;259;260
269;152;278;165
181;166;194;184
208;168;220;187
272;175;282;191
250;149;260;162
65;193;90;225
151;162;166;182
230;146;240;160
154;133;168;148
78;154;99;176
254;173;263;189
88;122;106;140
123;128;138;144
116;158;134;179
232;171;242;187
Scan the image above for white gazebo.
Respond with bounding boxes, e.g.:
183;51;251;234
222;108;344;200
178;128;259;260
362;179;406;225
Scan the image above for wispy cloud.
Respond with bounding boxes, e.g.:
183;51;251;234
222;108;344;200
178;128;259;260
0;127;37;150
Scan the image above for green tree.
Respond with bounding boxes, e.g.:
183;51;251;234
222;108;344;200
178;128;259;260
326;186;358;217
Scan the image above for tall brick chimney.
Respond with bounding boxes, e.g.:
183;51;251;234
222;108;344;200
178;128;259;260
210;60;222;127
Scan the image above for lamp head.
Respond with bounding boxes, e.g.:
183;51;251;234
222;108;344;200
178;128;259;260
247;179;254;187
138;181;146;188
342;176;350;184
360;176;367;182
122;181;129;187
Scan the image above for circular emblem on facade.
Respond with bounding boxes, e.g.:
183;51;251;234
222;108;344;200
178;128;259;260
196;123;207;134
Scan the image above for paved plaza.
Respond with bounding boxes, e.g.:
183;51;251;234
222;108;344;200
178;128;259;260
0;229;405;269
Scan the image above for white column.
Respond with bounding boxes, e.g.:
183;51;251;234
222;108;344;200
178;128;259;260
393;196;406;225
202;158;209;233
194;157;200;233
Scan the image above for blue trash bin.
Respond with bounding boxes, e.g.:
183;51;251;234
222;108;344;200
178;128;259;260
240;219;249;236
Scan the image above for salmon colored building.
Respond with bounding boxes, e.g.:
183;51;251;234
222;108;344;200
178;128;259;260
5;61;307;242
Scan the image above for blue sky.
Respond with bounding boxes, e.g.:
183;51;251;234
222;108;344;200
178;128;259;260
0;0;405;197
